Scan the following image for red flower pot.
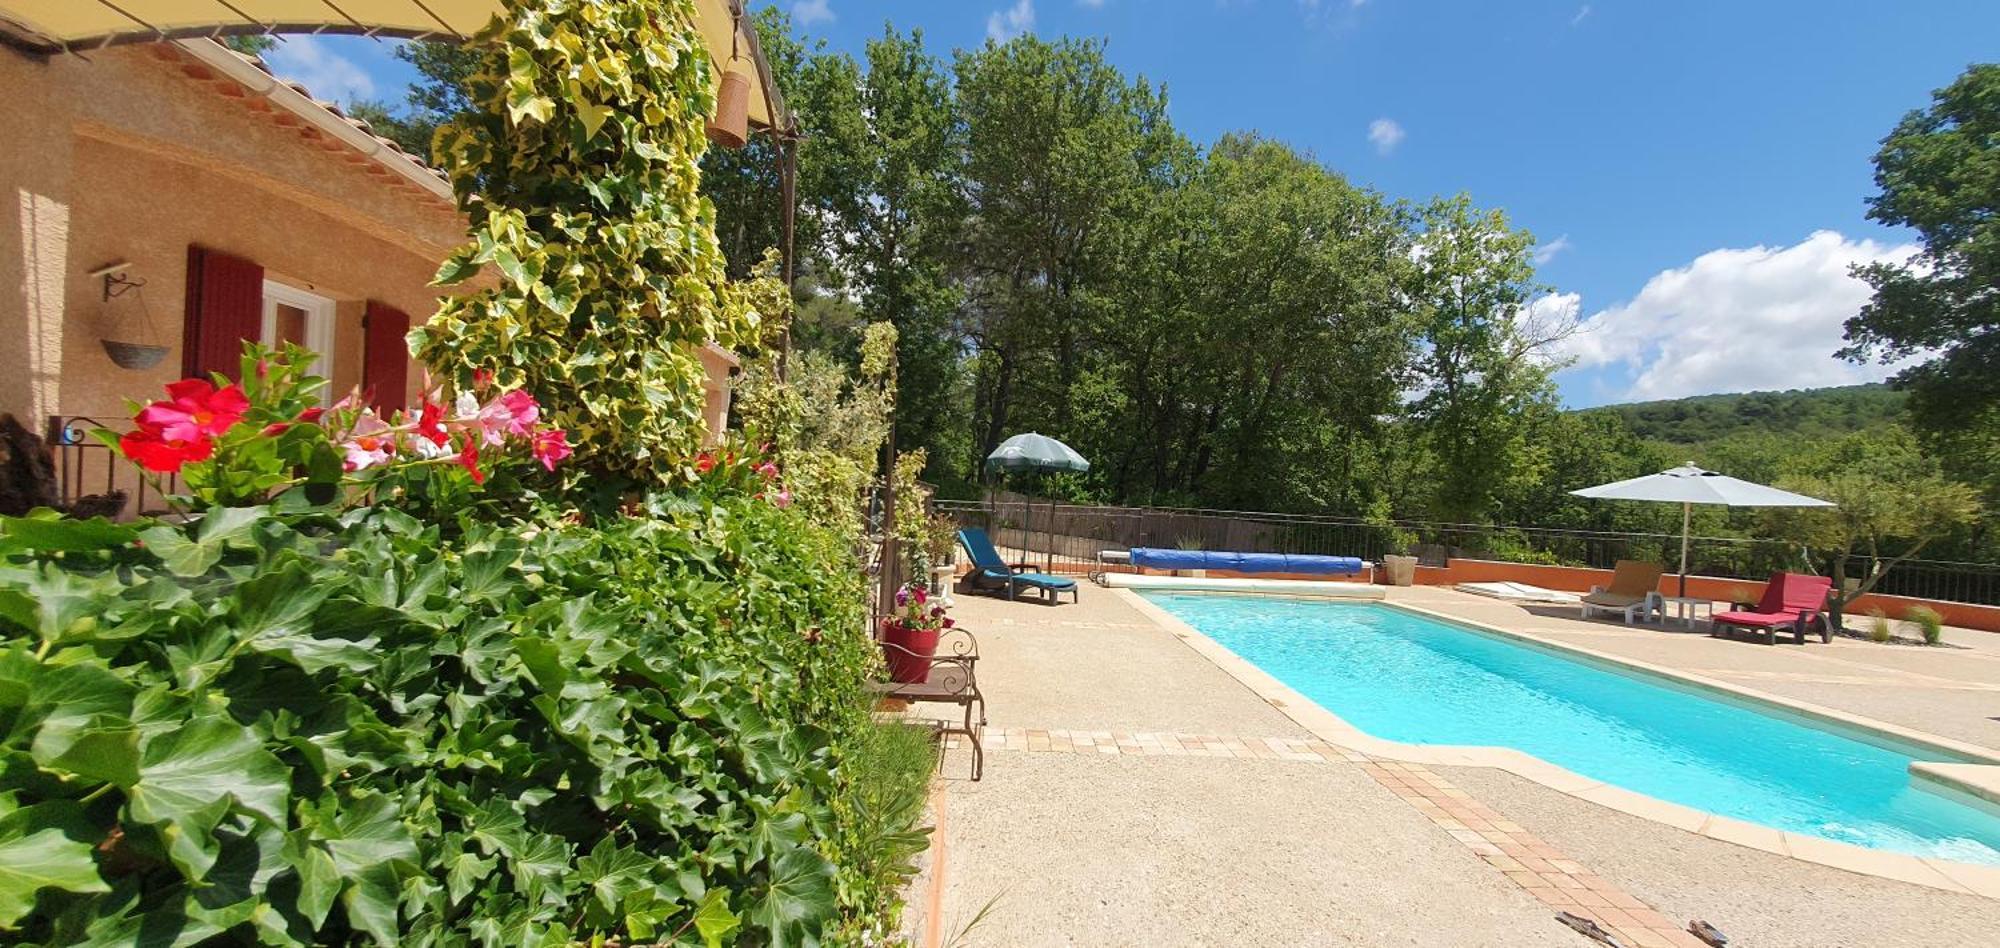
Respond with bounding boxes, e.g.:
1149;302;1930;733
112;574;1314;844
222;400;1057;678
880;619;940;684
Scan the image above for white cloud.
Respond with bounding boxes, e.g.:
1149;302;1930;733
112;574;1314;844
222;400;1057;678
1533;235;1573;265
1555;230;1922;403
1367;118;1405;155
262;36;374;104
794;0;834;26
988;0;1035;42
1571;4;1592;26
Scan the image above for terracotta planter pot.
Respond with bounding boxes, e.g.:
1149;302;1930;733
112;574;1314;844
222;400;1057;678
880;619;940;684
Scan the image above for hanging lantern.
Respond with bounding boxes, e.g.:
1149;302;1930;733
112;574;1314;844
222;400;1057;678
706;68;751;149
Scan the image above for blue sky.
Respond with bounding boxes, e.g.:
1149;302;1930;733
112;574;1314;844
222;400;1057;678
269;1;2000;407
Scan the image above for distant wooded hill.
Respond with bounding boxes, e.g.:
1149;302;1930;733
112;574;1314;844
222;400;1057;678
1577;384;1908;445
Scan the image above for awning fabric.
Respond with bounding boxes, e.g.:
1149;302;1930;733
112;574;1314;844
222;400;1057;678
0;0;787;131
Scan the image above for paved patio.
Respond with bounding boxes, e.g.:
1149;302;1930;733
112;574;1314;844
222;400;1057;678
902;582;2000;947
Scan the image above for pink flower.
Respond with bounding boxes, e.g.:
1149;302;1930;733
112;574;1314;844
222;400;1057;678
756;461;779;480
532;428;571;471
468;390;539;446
773;489;792;509
136;378;249;442
498;390;539;436
340;413;395;471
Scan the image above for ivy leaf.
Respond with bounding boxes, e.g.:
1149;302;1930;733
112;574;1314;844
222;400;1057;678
282;831;341;929
0;828;109;926
746;847;836;948
434;247;485;285
0;564;121;644
125;718;291;877
576;100;613;141
575;838;652;916
692;889;740;948
0;514;138;555
32;714;140;787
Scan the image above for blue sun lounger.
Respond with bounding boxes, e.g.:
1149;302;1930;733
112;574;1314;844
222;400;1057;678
956;527;1079;605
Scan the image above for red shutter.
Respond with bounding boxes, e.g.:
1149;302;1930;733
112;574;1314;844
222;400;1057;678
181;245;264;380
362;301;412;413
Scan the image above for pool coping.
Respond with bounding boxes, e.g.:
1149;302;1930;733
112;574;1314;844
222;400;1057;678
1114;587;2000;899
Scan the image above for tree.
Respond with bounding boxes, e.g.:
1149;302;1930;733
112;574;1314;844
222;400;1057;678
1843;65;2000;488
223;34;275;56
1403;195;1574;522
952;35;1182;474
1770;470;1980;630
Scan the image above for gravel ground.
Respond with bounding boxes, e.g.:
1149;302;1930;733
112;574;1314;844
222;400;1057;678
1441;764;2000;948
925;750;1595;948
945;584;1309;737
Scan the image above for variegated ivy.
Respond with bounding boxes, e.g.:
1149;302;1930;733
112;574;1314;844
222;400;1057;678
412;0;786;484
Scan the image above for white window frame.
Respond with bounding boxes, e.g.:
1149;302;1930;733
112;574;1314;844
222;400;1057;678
260;281;335;390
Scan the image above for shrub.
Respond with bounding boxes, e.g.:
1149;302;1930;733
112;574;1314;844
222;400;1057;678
0;492;916;944
1865;607;1894;643
1906;605;1946;645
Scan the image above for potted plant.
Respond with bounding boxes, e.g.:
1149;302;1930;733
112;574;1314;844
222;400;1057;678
1381;527;1419;587
880;582;953;684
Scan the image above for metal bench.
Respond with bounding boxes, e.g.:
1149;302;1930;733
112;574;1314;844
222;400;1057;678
870;628;986;780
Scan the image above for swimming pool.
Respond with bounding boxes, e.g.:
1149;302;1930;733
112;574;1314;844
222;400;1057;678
1143;592;2000;865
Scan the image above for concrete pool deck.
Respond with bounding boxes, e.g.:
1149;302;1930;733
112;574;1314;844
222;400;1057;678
904;582;2000;947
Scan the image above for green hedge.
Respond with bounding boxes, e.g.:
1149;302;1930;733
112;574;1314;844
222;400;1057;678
0;494;922;946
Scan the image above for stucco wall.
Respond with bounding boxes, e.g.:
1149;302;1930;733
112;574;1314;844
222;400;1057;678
1;43;463;427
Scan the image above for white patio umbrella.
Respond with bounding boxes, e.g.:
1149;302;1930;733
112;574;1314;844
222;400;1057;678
1570;464;1834;597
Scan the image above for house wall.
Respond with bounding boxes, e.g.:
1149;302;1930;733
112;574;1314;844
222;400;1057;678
4;42;747;510
1;43;464;429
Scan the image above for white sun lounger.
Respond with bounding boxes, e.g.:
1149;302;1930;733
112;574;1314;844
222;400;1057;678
1454;581;1581;604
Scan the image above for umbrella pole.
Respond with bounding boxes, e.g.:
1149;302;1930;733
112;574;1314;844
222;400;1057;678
1045;490;1055;575
1678;501;1691;598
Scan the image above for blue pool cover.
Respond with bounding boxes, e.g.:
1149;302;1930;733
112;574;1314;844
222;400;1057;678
1130;548;1364;575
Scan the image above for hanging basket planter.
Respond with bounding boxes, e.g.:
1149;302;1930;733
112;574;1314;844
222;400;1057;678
100;339;170;370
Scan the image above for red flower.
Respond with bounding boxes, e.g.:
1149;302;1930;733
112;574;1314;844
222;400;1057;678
472;368;494;392
298;407;325;424
119;424;214;473
416;400;449;446
136;379;248;442
694;452;716;474
456;437;485;484
532;428;572;472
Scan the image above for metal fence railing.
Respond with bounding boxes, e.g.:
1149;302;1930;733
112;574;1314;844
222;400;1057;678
46;415;179;519
937;496;2000;608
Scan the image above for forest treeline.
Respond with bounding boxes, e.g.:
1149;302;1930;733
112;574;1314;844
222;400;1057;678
350;12;1996;565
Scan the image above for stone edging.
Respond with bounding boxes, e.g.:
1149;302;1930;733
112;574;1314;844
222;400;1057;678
1114;587;2000;898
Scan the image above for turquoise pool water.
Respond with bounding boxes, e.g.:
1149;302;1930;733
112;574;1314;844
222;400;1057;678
1143;593;2000;864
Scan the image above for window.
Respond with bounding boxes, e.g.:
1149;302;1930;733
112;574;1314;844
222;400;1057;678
260;281;334;392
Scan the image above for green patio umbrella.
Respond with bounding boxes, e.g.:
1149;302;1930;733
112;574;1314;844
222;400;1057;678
985;433;1090;572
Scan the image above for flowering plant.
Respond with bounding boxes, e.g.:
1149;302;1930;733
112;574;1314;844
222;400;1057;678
102;343;570;511
689;442;793;510
886;582;952;634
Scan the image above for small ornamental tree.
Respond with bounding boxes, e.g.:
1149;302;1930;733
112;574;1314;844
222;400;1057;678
1768;470;1981;630
413;0;785;485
